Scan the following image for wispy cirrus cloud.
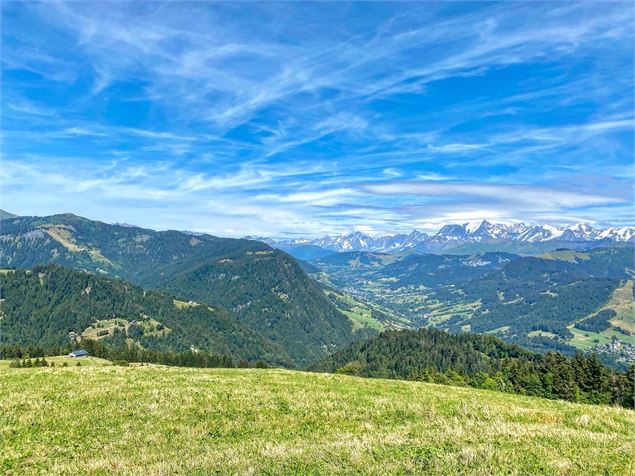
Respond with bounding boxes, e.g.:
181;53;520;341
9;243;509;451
363;181;621;209
1;1;632;235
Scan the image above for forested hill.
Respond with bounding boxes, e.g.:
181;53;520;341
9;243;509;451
0;213;355;366
451;246;635;343
311;327;635;408
0;265;291;365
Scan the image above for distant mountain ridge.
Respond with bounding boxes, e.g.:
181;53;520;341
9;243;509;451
0;209;18;220
270;220;635;254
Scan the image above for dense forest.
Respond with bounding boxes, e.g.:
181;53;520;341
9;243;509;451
161;249;354;366
574;309;616;333
381;251;519;288
454;250;632;340
311;328;635;408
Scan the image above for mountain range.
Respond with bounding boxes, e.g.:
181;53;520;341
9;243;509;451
269;220;635;256
2;210;634;369
0;212;360;366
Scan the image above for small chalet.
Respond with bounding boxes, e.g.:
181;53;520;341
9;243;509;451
69;349;89;358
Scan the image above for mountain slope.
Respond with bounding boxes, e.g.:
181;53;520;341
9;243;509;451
307;245;635;360
274;243;335;260
0;265;290;364
312;251;395;269
380;251;519;287
0;213;262;283
454;247;635;340
160;249;355;366
0;209;18;220
0;213;354;365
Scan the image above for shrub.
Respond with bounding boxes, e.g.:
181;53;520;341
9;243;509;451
336;361;363;376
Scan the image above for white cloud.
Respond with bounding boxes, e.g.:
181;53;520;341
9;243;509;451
363;181;621;209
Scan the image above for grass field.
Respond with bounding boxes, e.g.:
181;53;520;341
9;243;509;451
569;326;635;350
1;366;634;475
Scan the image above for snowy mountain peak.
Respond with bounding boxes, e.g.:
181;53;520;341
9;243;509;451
435;224;469;240
465;220;486;234
518;225;564;242
598;227;635;242
565;223;599;239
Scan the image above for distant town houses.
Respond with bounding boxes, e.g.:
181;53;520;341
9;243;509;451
593;337;635;365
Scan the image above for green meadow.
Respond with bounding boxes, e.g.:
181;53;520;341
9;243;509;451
1;364;634;475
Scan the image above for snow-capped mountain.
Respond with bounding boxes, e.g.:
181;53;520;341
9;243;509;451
312;231;374;251
372;230;430;251
517;224;565;242
566;223;600;240
267;220;635;253
597;227;635;242
431;220;529;243
243;236;277;246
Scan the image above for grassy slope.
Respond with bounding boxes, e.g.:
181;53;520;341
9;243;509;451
324;288;386;331
608;279;635;333
1;366;634;475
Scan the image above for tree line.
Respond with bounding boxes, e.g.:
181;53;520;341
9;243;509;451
311;328;635;409
1;339;270;369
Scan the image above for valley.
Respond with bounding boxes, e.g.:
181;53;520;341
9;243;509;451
1;215;634;475
306;247;635;365
2;211;634;368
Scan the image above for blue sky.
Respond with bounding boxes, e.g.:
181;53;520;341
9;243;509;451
1;1;633;237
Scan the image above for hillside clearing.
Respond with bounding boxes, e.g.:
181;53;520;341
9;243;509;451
607;280;635;334
1;366;634;475
568;280;635;350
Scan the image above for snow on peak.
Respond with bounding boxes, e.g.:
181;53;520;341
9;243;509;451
465;220;485;234
598;227;635;242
